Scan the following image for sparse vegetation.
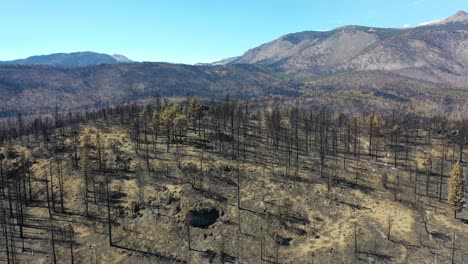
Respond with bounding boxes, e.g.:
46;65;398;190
0;97;466;263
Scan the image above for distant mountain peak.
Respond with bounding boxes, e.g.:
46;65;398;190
448;10;468;21
0;51;133;67
111;54;133;63
420;10;468;26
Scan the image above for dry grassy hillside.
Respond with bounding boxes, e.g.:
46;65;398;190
0;100;467;264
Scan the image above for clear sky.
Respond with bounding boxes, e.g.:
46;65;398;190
0;0;466;64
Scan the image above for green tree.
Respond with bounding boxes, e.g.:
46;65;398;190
174;112;188;142
367;113;382;158
189;96;203;135
160;105;179;152
448;161;465;219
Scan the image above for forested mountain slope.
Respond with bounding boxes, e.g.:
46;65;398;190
0;63;296;115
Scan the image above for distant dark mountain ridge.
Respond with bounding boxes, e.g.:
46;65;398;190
0;52;133;67
0;63;297;115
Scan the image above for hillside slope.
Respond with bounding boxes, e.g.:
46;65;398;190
226;11;468;87
0;63;296;114
0;100;466;263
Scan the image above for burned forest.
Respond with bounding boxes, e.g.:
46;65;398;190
0;96;467;263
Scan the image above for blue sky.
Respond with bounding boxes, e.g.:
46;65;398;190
0;0;466;64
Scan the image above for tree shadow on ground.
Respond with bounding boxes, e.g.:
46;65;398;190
112;243;187;263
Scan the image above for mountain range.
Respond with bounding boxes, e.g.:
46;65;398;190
217;11;468;88
0;11;467;116
0;52;133;67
